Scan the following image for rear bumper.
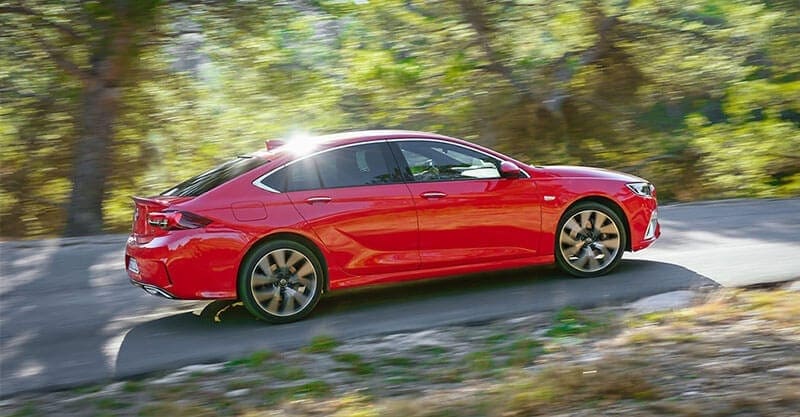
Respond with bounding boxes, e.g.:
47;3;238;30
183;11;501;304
129;279;176;299
125;236;176;295
125;232;242;300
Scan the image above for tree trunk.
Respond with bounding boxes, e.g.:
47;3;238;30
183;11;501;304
62;2;146;237
63;79;120;236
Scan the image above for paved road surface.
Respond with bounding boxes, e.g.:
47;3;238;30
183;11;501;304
1;198;798;396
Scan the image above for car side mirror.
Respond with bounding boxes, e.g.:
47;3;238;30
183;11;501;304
499;161;521;179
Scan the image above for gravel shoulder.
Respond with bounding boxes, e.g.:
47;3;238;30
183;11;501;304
2;283;798;417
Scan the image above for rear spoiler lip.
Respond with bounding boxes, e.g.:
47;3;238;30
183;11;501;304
131;196;193;207
266;139;286;151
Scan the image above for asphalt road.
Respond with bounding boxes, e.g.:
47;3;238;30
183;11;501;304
1;198;798;396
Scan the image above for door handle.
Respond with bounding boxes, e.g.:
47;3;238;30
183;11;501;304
420;192;447;199
305;196;332;204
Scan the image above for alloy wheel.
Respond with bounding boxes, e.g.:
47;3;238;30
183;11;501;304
250;248;318;317
558;209;621;273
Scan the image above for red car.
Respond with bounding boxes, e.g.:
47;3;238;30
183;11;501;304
126;130;659;323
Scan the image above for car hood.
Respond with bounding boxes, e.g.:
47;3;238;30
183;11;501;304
539;165;645;182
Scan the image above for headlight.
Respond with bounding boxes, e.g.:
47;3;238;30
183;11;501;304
627;182;655;197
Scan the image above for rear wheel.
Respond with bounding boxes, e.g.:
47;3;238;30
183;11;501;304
239;239;324;323
555;202;627;278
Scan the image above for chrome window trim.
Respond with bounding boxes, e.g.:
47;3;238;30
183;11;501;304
251;137;530;193
258;183;281;193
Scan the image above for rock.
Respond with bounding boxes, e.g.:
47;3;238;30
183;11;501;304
225;389;250;398
627;290;696;314
150;373;189;385
180;363;225;374
767;365;800;376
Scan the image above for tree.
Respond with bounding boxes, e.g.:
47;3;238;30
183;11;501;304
1;0;797;238
1;1;159;236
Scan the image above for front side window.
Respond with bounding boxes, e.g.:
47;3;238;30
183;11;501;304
259;142;402;192
395;141;501;182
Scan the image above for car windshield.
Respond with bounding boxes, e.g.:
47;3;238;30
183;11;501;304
161;155;268;197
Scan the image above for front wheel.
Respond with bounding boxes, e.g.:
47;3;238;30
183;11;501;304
239;239;324;323
555;202;627;278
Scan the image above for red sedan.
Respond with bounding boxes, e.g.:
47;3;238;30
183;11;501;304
126;130;660;323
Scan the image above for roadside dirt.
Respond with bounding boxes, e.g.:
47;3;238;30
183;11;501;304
2;285;798;417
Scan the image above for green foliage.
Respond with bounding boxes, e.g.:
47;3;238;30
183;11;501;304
506;338;544;367
1;0;798;237
122;380;144;393
464;350;495;373
303;335;340;353
267;363;307;381
545;307;599;337
290;380;332;398
226;350;275;368
94;397;131;410
333;352;375;376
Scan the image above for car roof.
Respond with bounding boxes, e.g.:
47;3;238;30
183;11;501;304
257;130;458;159
308;130;453;145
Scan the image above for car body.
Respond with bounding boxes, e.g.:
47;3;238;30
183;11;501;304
126;130;660;322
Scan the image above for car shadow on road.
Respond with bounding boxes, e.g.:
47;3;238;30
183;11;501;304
114;259;717;380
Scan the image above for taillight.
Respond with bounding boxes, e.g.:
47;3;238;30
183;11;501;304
147;211;211;231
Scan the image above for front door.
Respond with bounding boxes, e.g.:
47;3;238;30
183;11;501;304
391;139;541;269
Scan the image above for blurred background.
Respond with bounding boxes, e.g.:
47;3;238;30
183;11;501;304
1;0;798;238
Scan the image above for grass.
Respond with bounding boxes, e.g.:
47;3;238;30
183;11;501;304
226;350;275;368
544;307;600;337
122;381;144;393
464;350;494;373
71;385;103;395
379;356;414;368
290;380;332;398
423;367;464;384
334;353;375;376
506;338;543;367
5;287;797;417
413;345;448;355
137;403;217;417
7;405;39;417
258;380;335;407
302;335;340;354
266;363;307;381
497;361;661;415
94;398;130;410
485;333;510;345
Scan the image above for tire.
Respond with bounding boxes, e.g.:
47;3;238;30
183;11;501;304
238;239;324;323
555;202;627;278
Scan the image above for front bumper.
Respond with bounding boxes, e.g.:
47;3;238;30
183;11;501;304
631;205;660;251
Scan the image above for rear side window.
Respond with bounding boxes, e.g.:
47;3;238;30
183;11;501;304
315;143;400;188
162;156;267;197
259;142;402;192
259;158;321;192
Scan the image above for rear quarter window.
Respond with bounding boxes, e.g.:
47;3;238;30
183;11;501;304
162;156;268;197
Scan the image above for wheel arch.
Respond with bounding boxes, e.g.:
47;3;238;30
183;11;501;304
561;196;632;252
237;231;330;299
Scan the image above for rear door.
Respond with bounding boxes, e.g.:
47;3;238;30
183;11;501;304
390;139;541;269
259;141;420;276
